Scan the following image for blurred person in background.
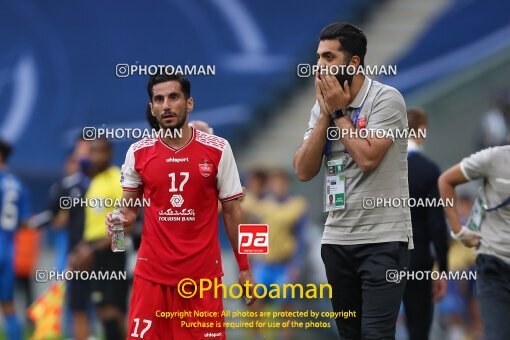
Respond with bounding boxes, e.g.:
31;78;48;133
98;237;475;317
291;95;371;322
44;137;92;339
69;138;127;340
0;140;31;340
45;138;91;265
248;169;307;339
13;220;39;322
49;150;85;273
252;169;307;286
242;169;268;224
189;120;213;134
479;89;510;148
436;194;482;339
403;107;448;339
439;145;510;340
244;169;267;201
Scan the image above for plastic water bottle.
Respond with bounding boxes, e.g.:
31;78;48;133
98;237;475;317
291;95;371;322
111;209;125;252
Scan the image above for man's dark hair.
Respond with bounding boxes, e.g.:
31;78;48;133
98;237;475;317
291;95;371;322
92;137;113;151
147;74;191;100
0;139;13;162
250;169;268;183
407;107;428;133
268;168;289;182
320;22;367;66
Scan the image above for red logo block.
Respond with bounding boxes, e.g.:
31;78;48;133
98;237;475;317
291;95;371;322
238;224;269;254
357;117;367;129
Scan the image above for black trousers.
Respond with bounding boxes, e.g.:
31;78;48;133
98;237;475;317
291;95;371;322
321;242;409;340
476;254;510;340
402;243;434;340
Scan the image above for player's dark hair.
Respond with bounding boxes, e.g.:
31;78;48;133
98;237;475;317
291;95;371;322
269;168;289;181
250;169;268;183
146;104;160;131
0;139;13;162
320;22;367;66
93;137;113;151
407;107;428;133
147;74;191;100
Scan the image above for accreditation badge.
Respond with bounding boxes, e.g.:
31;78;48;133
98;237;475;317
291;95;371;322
324;159;346;212
466;189;487;232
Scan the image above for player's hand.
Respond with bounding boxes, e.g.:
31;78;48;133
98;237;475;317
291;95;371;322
450;226;481;247
315;72;332;118
432;278;447;303
105;210;128;238
238;269;257;306
317;74;351;116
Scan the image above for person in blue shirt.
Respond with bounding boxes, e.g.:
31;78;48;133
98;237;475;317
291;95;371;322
0;140;31;340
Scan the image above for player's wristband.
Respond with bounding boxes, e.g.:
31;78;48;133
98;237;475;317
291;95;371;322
235;252;250;271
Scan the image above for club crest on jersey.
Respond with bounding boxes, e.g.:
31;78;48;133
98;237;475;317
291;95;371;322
199;159;212;177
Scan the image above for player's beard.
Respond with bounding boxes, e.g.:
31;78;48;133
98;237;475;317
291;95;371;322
335;57;354;87
157;110;187;131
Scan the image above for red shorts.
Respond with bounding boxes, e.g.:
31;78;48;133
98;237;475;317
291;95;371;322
127;275;226;340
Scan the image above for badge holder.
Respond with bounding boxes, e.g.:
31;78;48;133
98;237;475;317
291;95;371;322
323;156;347;212
466;188;510;232
466;189;487;232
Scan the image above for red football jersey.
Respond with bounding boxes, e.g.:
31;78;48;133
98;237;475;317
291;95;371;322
120;128;243;286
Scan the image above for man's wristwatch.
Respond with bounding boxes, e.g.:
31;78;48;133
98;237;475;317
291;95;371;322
331;109;345;120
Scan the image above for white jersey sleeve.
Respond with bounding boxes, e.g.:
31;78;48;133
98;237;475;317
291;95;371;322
120;145;143;191
217;141;243;202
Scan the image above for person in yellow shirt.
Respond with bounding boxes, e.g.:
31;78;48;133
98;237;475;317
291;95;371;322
69;138;127;340
244;169;308;283
244;169;308;339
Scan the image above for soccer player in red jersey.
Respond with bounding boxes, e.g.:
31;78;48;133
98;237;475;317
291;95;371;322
106;74;255;339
